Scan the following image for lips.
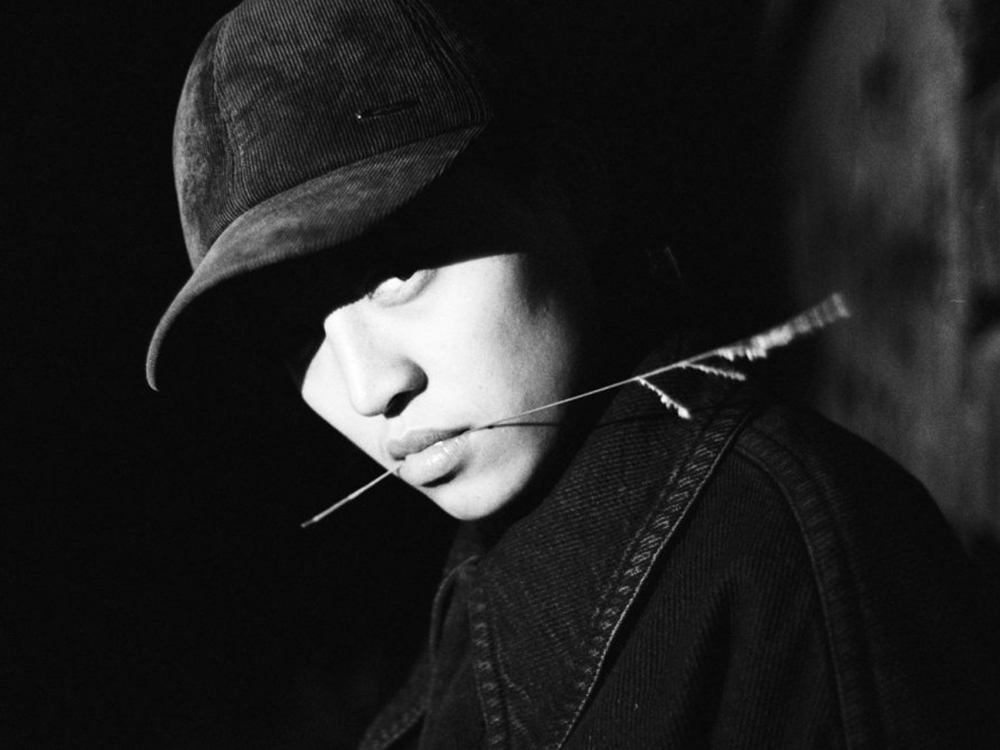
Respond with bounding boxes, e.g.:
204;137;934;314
386;428;470;486
386;428;466;460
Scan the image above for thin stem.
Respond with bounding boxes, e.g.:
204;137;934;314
478;293;848;429
300;468;395;527
300;293;849;527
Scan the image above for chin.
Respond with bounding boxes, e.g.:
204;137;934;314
408;429;565;521
420;464;535;521
424;483;520;521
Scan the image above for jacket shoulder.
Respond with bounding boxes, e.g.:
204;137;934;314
727;401;971;595
717;401;1000;748
734;402;932;515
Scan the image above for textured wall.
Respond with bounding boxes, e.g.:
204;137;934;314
784;0;1000;544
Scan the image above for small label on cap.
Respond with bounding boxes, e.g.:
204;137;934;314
355;98;421;120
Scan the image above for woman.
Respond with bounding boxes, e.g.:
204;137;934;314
148;0;999;747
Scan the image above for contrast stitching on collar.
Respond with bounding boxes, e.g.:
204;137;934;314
361;344;756;749
459;365;754;749
467;584;510;748
543;399;758;750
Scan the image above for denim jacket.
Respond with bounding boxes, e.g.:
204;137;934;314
359;350;1000;749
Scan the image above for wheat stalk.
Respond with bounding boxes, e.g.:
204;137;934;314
300;293;850;527
637;377;691;419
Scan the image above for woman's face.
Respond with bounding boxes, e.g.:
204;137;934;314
293;165;594;520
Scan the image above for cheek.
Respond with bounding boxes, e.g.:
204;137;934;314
453;287;585;418
502;271;589;395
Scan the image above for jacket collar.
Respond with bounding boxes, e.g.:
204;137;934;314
461;346;757;749
359;345;758;750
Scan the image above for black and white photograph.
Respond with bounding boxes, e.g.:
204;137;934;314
8;1;1000;747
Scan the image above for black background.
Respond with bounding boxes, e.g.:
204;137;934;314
9;4;464;746
5;1;919;746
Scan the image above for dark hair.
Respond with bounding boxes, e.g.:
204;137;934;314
464;116;681;364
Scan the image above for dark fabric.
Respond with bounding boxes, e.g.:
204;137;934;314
175;0;490;268
149;0;494;390
360;349;1000;749
418;562;485;749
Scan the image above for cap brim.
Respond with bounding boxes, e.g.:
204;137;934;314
147;126;485;391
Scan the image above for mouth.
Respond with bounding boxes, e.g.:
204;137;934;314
386;428;470;487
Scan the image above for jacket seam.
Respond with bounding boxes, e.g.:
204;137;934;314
467;582;510;748
734;424;883;750
544;400;760;750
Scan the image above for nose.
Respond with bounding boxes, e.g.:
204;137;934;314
322;305;425;418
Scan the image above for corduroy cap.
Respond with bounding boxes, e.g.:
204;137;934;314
146;0;495;390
